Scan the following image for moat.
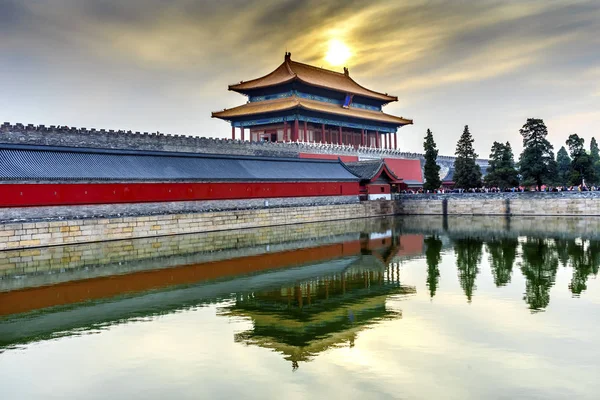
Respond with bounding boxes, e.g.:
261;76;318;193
1;216;599;399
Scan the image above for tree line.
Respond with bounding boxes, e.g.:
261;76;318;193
422;118;600;191
424;234;600;311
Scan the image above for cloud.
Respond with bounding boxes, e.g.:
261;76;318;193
0;0;599;154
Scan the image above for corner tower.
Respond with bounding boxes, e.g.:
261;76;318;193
212;53;412;149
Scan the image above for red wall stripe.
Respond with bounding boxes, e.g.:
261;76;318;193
0;182;359;207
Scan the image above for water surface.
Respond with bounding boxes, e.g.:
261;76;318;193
0;216;599;399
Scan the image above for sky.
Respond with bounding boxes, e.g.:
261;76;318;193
1;0;599;157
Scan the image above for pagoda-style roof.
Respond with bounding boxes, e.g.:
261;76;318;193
342;160;402;183
211;95;412;125
229;53;398;103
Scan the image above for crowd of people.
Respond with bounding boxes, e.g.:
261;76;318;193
400;184;600;194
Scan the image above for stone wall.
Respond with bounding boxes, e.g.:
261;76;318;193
396;192;600;216
0;200;397;250
0;196;359;223
0;122;486;165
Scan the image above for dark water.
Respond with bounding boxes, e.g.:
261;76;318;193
0;216;599;399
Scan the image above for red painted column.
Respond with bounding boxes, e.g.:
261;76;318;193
361;129;365;147
283;121;288;142
304;121;308;142
231;126;235;140
321;124;325;144
240;127;245;141
376;131;380;148
338;126;342;145
394;131;397;149
293;119;299;142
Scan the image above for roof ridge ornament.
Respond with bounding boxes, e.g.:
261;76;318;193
343;67;349;76
285;52;291;61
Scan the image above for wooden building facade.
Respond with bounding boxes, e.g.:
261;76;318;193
212;53;412;149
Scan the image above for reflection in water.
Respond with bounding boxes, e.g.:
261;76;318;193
1;216;600;399
221;257;414;370
487;238;518;287
424;236;442;297
454;237;483;302
521;238;559;311
567;240;600;295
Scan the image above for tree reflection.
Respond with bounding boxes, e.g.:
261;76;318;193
486;238;519;287
454;237;483;302
424;236;443;298
567;239;600;295
554;238;570;268
520;238;559;311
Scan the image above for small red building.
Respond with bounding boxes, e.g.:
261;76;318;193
342;160;403;200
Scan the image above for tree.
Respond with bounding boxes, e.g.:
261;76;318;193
453;125;482;189
566;134;596;186
423;129;442;191
555;146;571;187
454;237;483;302
518;118;555;191
424;235;443;297
484;141;519;189
590;137;600;184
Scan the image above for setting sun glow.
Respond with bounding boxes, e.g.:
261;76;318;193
325;39;352;67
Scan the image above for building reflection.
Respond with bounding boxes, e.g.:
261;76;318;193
0;221;423;352
220;255;416;370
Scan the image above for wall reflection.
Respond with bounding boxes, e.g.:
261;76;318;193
0;215;599;361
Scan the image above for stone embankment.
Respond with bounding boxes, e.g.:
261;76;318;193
0;201;397;250
396;192;600;216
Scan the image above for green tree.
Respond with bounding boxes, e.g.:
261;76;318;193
454;237;483;302
424;235;443;297
453;125;482;189
520;237;559;311
518;118;555;190
423;129;442;191
590;137;600;184
486;238;519;287
555;146;571;187
484;141;519;189
566;134;596;186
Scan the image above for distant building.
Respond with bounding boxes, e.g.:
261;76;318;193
212;52;412;149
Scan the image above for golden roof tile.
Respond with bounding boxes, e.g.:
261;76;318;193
211;96;413;125
229;53;397;103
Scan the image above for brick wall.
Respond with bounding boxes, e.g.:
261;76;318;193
0;200;397;250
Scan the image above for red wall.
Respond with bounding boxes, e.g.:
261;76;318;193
0;182;359;207
366;184;391;194
299;153;359;163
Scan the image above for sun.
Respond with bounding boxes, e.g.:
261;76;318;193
325;39;352;67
